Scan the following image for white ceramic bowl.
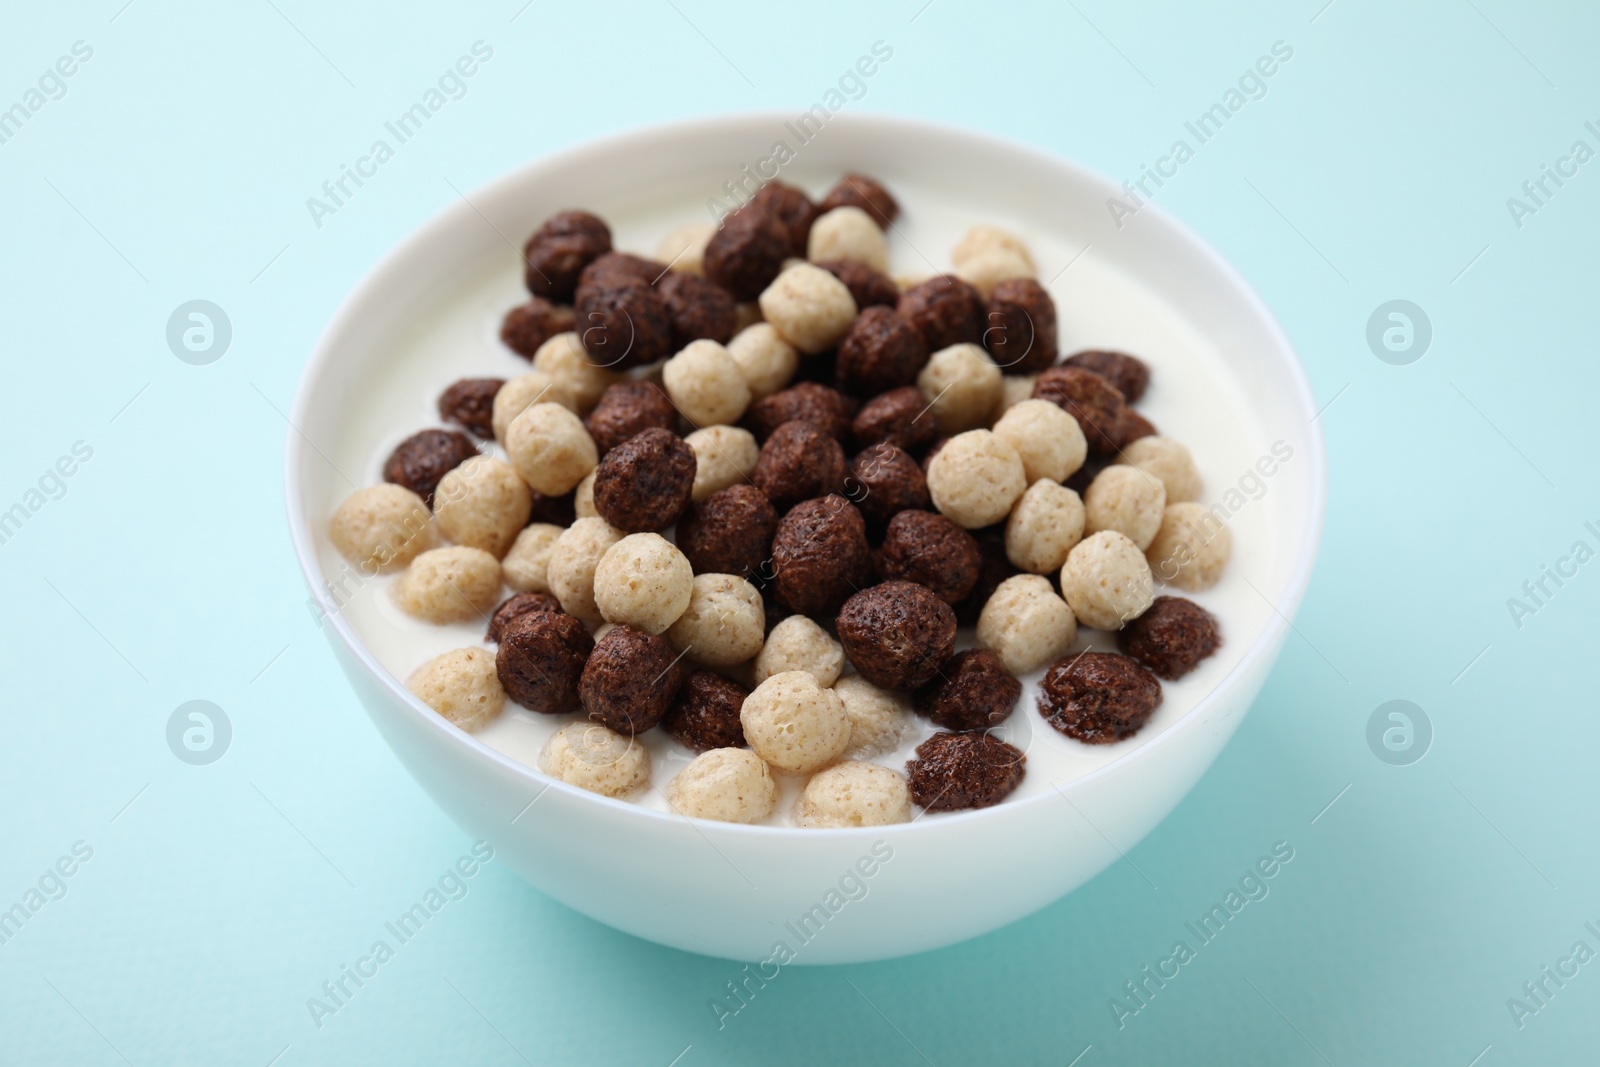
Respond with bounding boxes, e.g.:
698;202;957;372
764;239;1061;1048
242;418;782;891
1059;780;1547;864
286;113;1325;963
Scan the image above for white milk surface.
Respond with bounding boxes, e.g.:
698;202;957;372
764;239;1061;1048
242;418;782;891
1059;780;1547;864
320;178;1283;826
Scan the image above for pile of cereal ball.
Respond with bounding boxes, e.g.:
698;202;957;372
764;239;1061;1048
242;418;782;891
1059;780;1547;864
327;172;1230;827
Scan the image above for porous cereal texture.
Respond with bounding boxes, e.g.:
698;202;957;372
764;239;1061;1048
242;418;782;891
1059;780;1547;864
406;647;504;732
675;483;778;581
540;721;650;798
585;381;677;456
992;399;1087;484
573;470;597;518
1005;479;1086;574
657;222;714;275
796;762;912;828
546;517;625;624
815;259;901;310
852;386;941;452
1060;530;1154;630
1038;651;1162;744
976;574;1078;676
591;427;696;532
523;210;611;302
833;675;913;759
684;425;759;501
906;732;1025;811
665;572;765;667
1145;501;1232;591
951;225;1036;271
438;377;505;438
504;402;598;496
727;323;800;401
574;256;674;369
770;495;872;617
663;339;752;427
533;332;619;414
740;670;852;774
754;614;845;686
501;299;576;361
486;591;562;643
916;343;1003;434
1118;436;1202;503
955;247;1034;300
593;532;693;635
996;373;1040;415
835;580;957;691
1117;595;1221;680
752;180;819;255
849;442;929;529
704;201;790;300
495;609;592;713
914;648;1021;732
329;484;435;571
664;670;749;752
877;509;981;604
493;371;577;443
432;456;533;559
581;624;685;734
757;263;858;354
983;278;1058;374
837;306;929;395
1032;366;1127;455
898;275;985;351
500;524;563;593
806;206;889;272
746;381;858;442
383;430;479;507
752;420;847;511
1083;465;1167;551
667;748;777;824
925;430;1027;529
394;546;502;624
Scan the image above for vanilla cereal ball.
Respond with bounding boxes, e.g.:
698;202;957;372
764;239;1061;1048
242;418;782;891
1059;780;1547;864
684;425;759;501
546;517;624;624
492;371;576;443
593;532;693;635
955;247;1035;300
1083;464;1167;551
406;647;504;732
996;372;1040;416
656;222;714;275
754;615;845;686
662;339;751;427
666;748;777;823
573;469;597;518
1119;436;1203;503
757;263;858;354
807;205;890;271
329;484;435;571
500;523;563;593
394;546;502;624
533;331;619;414
917;343;1004;434
727;323;799;400
1005;479;1086;574
952;224;1036;271
1146;501;1232;591
741;670;852;774
833;675;912;759
977;574;1078;676
541;721;650;798
926;429;1027;529
797;761;912;828
1060;530;1154;630
504;402;598;496
992;399;1087;484
432;456;532;558
665;573;765;667
894;272;934;292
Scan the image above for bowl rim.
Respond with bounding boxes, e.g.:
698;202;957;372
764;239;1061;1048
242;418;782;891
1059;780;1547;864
284;110;1327;839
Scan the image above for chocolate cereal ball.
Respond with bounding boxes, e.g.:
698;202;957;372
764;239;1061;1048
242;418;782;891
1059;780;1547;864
585;381;678;456
751;180;819;256
663;670;749;752
878;510;981;604
501;299;577;360
523;210;611;302
984;278;1059;375
1063;350;1150;404
836;580;957;691
574;266;673;370
580;251;670;286
837;306;929;395
486;591;562;643
383;429;479;507
814;259;900;309
852;386;940;452
849;442;929;529
1039;651;1162;743
675;484;777;580
897;275;985;351
704;201;791;300
1117;595;1221;680
818;172;900;228
1033;366;1127;455
438;378;505;438
752;420;847;512
906;732;1025;811
1113;408;1158;451
495;610;593;714
580;624;685;735
914;648;1021;731
657;270;737;349
771;495;872;617
591;427;696;533
745;381;857;442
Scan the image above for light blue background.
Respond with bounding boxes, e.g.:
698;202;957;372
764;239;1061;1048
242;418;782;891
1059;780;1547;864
2;1;1596;1063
